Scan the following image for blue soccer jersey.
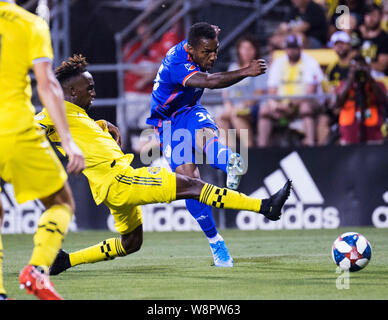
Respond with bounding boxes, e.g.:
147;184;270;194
146;40;205;127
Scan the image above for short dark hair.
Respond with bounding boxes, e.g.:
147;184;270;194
236;34;261;62
365;4;382;15
55;54;88;84
352;52;367;64
188;22;217;48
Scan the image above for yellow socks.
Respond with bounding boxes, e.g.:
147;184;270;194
199;183;262;212
29;204;72;269
69;238;126;267
0;233;5;296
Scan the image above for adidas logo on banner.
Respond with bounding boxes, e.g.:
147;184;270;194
236;151;340;230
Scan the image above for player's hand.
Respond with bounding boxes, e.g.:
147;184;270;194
62;140;85;175
246;59;267;77
106;121;122;148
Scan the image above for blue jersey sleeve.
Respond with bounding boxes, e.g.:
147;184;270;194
169;62;200;87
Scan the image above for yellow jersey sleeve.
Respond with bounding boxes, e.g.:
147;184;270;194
29;17;53;65
95;120;110;133
0;2;53;134
37;101;135;205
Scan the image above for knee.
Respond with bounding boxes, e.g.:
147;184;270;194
175;164;200;179
299;102;314;117
40;183;76;213
121;226;143;254
195;127;217;152
259;101;276;118
259;103;270;117
183;175;205;194
187;176;205;194
122;236;142;255
64;196;76;213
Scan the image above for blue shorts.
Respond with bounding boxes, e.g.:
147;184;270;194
154;105;218;171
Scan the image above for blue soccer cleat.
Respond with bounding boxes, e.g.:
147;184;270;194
210;240;234;267
226;152;245;190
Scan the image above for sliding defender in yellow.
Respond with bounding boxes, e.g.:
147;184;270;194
0;1;85;299
36;54;291;275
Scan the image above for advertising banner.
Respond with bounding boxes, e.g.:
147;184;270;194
1;145;387;233
233;145;388;230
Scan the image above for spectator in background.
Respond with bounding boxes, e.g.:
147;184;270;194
326;32;354;90
122;20;163;95
317;31;353;145
359;4;388;77
334;54;387;144
217;35;267;148
340;13;363;50
258;35;324;147
328;0;366;37
270;0;328;50
382;1;388;33
122;19;182;128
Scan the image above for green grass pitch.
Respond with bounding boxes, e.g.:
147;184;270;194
2;227;388;300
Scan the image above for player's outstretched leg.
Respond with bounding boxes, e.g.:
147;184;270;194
176;176;292;221
49;237;129;276
50;175;291;275
50;224;141;276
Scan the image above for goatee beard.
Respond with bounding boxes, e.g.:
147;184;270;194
366;24;380;32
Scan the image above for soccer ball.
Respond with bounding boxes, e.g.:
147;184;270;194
331;232;372;272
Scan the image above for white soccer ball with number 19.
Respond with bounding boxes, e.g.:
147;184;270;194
331;232;372;272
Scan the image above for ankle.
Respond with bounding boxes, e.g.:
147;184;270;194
208;233;223;244
259;198;271;214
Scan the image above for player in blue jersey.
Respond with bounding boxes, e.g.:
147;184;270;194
147;22;267;267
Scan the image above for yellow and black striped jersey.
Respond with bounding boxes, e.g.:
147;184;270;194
36;101;134;205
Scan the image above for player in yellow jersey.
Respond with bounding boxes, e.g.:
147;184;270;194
35;55;291;275
0;0;85;300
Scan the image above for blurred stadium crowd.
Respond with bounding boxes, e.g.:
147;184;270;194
121;0;388;150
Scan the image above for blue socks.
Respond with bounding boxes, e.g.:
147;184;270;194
203;137;232;174
183;137;232;241
185;199;217;238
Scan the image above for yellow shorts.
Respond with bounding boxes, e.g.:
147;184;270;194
103;165;176;235
0;125;67;204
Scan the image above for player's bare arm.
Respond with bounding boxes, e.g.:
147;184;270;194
106;121;122;147
185;23;266;90
186;59;267;89
33;61;85;175
371;53;388;74
290;21;310;34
